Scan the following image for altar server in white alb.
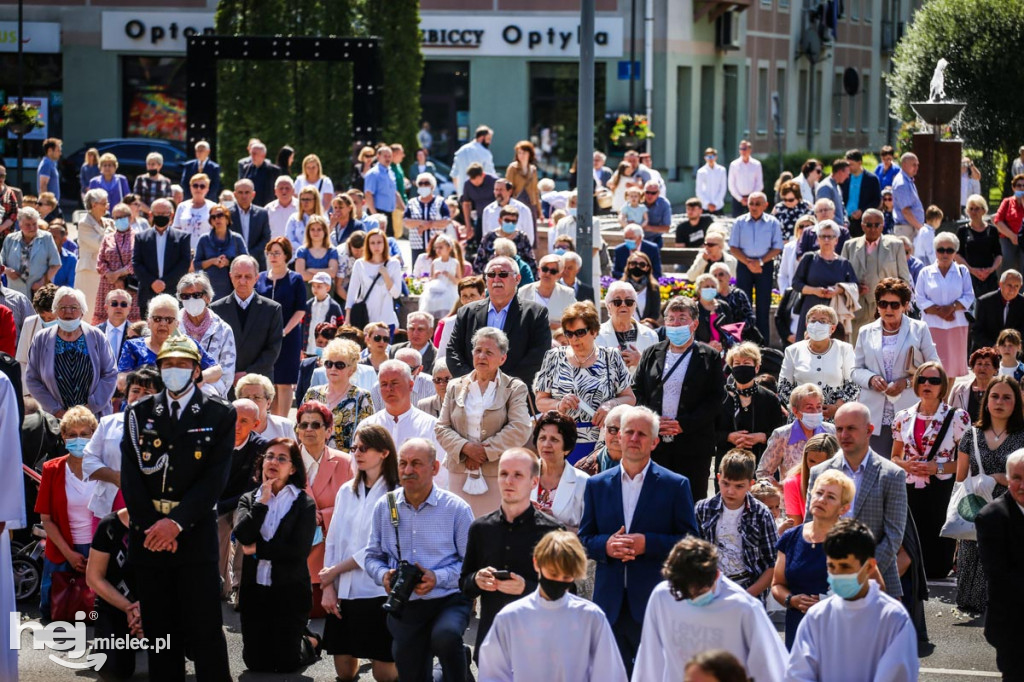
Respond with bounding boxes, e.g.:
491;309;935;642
0;372;26;681
785;519;919;682
632;537;787;682
478;530;627;682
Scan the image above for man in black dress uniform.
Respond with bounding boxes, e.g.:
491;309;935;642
120;331;234;682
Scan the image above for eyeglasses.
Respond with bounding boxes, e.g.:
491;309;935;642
818;234;837;241
371;334;389;343
540;266;560;276
916;376;943;386
877;300;903;309
323;360;348;370
606;426;620;435
782;196;797;203
150;315;175;324
563;328;590;339
609;298;636;308
814;209;831;215
58;306;81;314
264;454;291;464
191;183;207;189
300;197;314;202
433;376;450;385
108;300;129;308
296;422;325;430
935;247;956;255
486;271;513;279
179;292;205;300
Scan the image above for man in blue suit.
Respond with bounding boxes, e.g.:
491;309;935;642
611;224;662;279
180;140;222;198
578;405;698;676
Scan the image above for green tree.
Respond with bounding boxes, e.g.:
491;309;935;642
888;0;1024;193
363;0;423;158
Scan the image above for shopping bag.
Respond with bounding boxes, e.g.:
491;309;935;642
939;428;996;541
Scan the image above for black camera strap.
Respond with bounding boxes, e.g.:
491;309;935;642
387;491;402;562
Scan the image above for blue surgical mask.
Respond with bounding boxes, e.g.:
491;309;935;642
687;579;717;607
57;318;82;333
501;221;516;234
161;367;194;395
827;571;864;599
700;287;717;301
65;437;89;458
314;346;324;358
41;318;59;328
665;324;692;346
627;240;640;251
1016;191;1024;199
114;217;131;232
567;207;577;217
554;248;566;256
800;411;824;429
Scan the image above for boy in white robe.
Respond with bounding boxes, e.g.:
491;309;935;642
786;518;919;682
632;536;787;682
478;530;627;682
0;373;26;681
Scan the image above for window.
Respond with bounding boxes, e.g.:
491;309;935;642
420;61;470;161
864;0;872;22
832;72;844;132
861;74;871;131
776;67;787;133
529;62;606;180
779;0;790;9
814;69;822;133
756;66;769;135
797;68;808;134
878;77;889;132
850;0;860;21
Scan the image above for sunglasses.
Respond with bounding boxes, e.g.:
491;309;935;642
296;422;325;430
501;221;517;227
179;292;205;300
882;197;893;202
935;247;956;255
540;266;561;276
352;444;374;453
108;300;129;308
486;271;513;279
609;298;636;308
151;315;175;324
628;263;649;270
916;376;943;386
782;196;797;203
644;190;659;195
191;183;208;189
563;328;590;339
210;213;227;220
323;360;348;370
862;221;884;228
1014;184;1024;190
433;376;450;385
417;182;432;188
877;300;903;310
371;334;389;343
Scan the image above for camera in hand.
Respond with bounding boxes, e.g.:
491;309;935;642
383;560;424;618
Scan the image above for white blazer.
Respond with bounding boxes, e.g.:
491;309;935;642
517;282;577;324
595;320;660;375
530;462;589;531
852;315;940;433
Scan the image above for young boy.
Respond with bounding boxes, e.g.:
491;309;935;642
633;537;787;682
303;272;342;356
478;530;627;682
996;328;1024;381
917;204;941;266
786;519;920;682
695;450;779;601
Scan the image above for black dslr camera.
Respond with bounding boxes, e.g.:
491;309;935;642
383;560;424;618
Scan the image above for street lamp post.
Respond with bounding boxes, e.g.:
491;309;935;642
16;0;25;191
577;0;595;285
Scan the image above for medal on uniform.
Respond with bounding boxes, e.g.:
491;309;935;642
191;403;201;415
143;451;152;462
195;450;202;460
153;439;162;448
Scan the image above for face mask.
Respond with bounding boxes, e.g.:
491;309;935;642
65;437;89;458
222;200;236;212
538;575;573;600
417;185;433;198
628;266;646;279
827;570;864;599
153;215;171;228
161;367;194;395
182;298;207;317
700;287;717;301
554;248;566;256
627;240;640;251
314;346;324;358
806;321;832;341
147;168;159;177
1016;191;1024;199
57;318;82;333
567;207;577;217
801;411;824;429
665;324;692;346
731;365;757;385
501;221;516;234
114;217;131;232
41;318;59;328
687;584;717;608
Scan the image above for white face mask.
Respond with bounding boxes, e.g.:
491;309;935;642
801;411;824;429
806;321;832;341
182;298;207;317
57;318;82;333
417;185;433;198
161;367;194;394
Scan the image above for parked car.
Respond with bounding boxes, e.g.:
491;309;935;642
60;138;188;204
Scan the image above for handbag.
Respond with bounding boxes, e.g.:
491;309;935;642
50;570;97;622
347;268;383;329
939;427;996;541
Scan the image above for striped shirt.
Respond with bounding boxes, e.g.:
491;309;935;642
55;334;93;411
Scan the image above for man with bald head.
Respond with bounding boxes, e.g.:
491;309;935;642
446;256;551;388
806;402;908;598
217;398;268;603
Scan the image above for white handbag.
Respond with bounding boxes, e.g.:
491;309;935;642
939;427;996;541
462;469;489;496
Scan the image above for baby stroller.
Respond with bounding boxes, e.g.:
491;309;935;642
10;465;45;602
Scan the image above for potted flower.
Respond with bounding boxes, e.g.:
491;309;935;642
610;114;654;149
0;103;44;136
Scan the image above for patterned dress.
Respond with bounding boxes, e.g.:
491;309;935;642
55;334;93;411
533;346;630;443
302;383;374;451
772;200;812;241
93;230;141;324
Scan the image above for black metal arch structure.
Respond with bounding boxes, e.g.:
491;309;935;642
185;35;382;155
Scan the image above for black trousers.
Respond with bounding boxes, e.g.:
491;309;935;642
239;580;316;673
92;608;136;681
653;439;713;502
386;592;471;682
907;478;956;579
612;593;643;679
135;561;230;682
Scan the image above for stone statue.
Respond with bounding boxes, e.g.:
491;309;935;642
929;58;948;102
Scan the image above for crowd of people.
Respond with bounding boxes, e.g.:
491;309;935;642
0;132;1020;682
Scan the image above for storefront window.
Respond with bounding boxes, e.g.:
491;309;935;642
0;53;63;178
419;60;470;163
122;56;187;141
529;62;606;181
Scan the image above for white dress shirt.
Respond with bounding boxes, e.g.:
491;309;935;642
234;289;256;309
301;446;322;488
727;157;764;202
81;412;126;517
237;206;251;243
481;198;535;244
323;476;389;599
696;163;728;209
266;200;298;240
362;406;448;488
621;459;652;531
463;380;496;442
915;262;975;330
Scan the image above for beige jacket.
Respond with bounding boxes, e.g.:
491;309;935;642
436;370;533;477
76;213;110;272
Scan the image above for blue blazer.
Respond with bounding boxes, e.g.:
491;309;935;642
612;240;663;279
578;460;697;624
181;159;223;197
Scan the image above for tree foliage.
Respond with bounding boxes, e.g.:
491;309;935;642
889;0;1024;186
213;0;421;185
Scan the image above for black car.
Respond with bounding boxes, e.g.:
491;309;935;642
59;138;189;203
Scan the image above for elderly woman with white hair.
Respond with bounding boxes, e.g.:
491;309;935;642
117;293;221;385
437;326;533;517
791;219;858;340
757;383;836;482
956;193;1002;299
595;280;659;375
778;304;858;420
404;171;451;266
26;286;118;417
177;272;237;397
916;231;975;378
0;206;61;298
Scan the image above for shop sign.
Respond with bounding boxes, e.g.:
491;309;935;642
420;14;623;58
102;12;215;53
0;22;61;54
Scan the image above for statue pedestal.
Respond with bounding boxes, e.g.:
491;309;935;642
912;133;962;221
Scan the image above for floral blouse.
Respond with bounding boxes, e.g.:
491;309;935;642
772;200;813;241
533;346;630;443
303;383;374;451
892;402;970;488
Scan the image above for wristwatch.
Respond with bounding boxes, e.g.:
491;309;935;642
784;594;793;608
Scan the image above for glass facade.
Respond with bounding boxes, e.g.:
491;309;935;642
528;61;606;180
121;56;187;141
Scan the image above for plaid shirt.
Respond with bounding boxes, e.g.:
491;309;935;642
133;174;173;207
695;492;778;597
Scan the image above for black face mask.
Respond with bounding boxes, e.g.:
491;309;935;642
152;215;171;228
539;575;573;600
731;365;757;385
628;266;647;278
147;168;159;177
